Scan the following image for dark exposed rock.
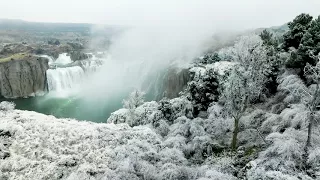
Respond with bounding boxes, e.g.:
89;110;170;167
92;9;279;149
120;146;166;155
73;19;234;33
0;130;11;137
0;56;49;98
162;68;191;99
0;151;10;159
68;51;91;61
0;43;34;58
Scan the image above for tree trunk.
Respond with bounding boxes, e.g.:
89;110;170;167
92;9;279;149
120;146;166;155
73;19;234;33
305;111;314;150
231;117;240;151
303;111;314;171
304;111;314;158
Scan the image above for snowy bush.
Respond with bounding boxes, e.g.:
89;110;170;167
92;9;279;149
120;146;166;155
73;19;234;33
197;165;236;180
277;74;306;104
154;119;170;137
108;108;130;124
163;135;187;151
123;90;145;110
247;167;313;180
205;151;236;175
0;101;15;111
108;101;159;126
253;128;306;174
260;113;282;134
0;110;238;180
308;148;320;177
203;103;233;146
159;163;197;180
185;68;219;115
158;97;193;123
168;116;191;138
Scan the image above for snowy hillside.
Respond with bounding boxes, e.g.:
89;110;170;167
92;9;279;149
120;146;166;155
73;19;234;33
1;13;320;180
0;107;236;180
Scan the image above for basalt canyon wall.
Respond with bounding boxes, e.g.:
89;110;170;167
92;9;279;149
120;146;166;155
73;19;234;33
0;56;49;98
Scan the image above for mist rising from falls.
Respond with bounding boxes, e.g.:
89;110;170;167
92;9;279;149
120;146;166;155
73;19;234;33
80;60;103;73
55;53;72;64
47;66;85;92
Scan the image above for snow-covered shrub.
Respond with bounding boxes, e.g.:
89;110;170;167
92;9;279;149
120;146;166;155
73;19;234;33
0;101;15;111
253;128;306;175
205;151;236;175
189;119;206;138
110;90;151;126
159;163;197;180
308;147;320;177
260;104;309;134
158;97;193;123
163;135;187;151
158;147;187;166
277;74;306;104
154;119;170;137
123;90;145;110
260;113;282;134
197;165;237;180
169;98;193;120
205;103;233;145
241;109;266;129
108;101;159;126
108;108;130;124
168;116;191;137
247;167;313;180
265;90;289;113
200;52;222;64
131;101;159;126
278;104;308;131
185;68;219;115
187;135;214;163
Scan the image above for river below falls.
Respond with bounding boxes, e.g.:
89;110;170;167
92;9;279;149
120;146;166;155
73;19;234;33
0;94;124;123
1;89;157;123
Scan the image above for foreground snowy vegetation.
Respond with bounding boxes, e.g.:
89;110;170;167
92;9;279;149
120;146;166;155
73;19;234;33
1;13;320;179
0;105;238;180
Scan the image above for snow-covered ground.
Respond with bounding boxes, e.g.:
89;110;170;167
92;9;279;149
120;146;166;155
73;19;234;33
0;108;234;180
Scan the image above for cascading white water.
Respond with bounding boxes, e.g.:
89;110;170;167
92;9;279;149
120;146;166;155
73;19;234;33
55;53;72;64
38;55;54;65
46;66;85;92
80;60;103;73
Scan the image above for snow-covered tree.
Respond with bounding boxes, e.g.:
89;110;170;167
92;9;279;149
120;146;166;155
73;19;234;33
123;90;145;111
283;14;320;71
221;35;269;151
186;68;219;115
121;90;146;126
285;53;320;166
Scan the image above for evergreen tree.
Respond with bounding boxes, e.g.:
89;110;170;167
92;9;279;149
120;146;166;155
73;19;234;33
260;29;274;47
282;13;313;51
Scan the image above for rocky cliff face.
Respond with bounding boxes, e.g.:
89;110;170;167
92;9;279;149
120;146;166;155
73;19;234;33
161;68;191;99
144;68;192;100
0;56;49;98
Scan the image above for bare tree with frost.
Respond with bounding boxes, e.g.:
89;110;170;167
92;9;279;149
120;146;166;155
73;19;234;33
222;35;269;151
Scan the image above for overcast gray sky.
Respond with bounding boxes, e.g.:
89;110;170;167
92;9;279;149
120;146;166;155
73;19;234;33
1;0;320;29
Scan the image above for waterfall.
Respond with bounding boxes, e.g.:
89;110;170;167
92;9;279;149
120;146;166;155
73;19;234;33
38;55;54;65
79;60;103;73
55;53;72;64
46;66;85;91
